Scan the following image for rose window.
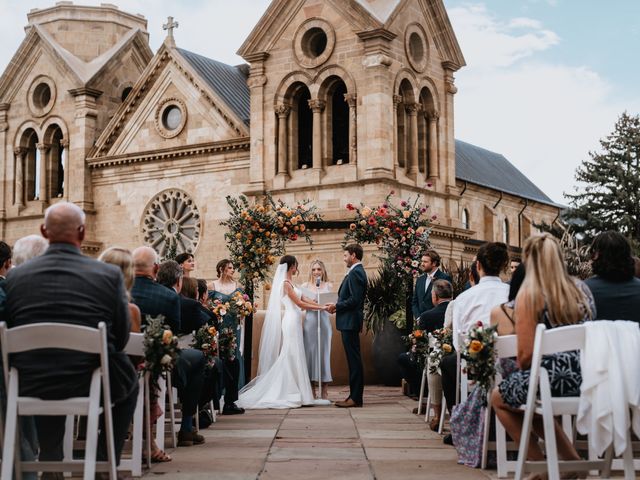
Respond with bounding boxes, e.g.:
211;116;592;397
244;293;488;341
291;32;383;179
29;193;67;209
141;189;201;257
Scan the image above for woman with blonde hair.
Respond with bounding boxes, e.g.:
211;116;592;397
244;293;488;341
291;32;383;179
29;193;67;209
302;259;333;400
491;233;595;471
98;246;141;333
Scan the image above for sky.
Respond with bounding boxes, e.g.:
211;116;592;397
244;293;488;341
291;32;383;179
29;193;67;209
0;0;638;204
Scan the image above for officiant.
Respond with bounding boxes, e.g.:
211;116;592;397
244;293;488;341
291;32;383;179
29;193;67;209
302;260;333;400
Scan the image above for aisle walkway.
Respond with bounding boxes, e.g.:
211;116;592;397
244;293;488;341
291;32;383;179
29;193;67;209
145;386;491;480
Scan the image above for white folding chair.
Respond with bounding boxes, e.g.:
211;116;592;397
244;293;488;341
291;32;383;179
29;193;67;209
118;333;146;477
483;334;519;476
514;323;628;480
0;322;117;480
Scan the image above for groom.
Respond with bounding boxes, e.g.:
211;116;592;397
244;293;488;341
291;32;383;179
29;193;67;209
327;244;367;408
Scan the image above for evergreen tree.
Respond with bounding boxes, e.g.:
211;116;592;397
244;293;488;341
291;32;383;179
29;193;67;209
566;112;640;249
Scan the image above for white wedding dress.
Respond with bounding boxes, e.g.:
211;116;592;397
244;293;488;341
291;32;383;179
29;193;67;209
236;267;314;409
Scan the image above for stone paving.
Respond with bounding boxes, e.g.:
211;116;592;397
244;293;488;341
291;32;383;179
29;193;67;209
144;386;492;480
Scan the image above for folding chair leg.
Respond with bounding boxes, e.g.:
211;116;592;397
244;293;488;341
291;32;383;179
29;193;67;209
155;377;166;452
417;367;427;415
210;400;217;423
84;398;101;480
423;393;431;423
2;374;19;480
621;429;635;480
438;392;446;435
496;416;509;478
166;375;177;448
63;415;75;478
127;376;144;477
481;402;492;469
144;374;152;470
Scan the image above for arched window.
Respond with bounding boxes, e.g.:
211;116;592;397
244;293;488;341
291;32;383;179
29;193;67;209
293;87;312;169
502;218;510;245
462;208;470;230
23;129;38;201
328;80;349;164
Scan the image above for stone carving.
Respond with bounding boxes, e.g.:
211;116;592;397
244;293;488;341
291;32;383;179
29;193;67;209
141;189;201;257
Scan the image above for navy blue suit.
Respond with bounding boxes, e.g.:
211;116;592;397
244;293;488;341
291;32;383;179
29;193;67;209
411;270;451;320
131;276;181;333
336;263;367;405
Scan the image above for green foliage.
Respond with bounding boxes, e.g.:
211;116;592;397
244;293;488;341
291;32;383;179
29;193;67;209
566;112;640;251
143;315;180;388
441;260;472;298
363;264;406;334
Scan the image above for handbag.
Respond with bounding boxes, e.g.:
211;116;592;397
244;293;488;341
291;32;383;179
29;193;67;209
450;385;486;468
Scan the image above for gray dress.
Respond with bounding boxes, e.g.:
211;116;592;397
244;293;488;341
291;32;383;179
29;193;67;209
302;282;333;382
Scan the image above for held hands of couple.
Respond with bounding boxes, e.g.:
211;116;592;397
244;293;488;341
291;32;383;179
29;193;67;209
325;303;336;314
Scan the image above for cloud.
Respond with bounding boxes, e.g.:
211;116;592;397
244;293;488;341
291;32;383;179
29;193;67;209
448;3;638;204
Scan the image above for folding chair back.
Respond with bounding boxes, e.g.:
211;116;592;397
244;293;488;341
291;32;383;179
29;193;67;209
119;333;145;476
0;321;117;480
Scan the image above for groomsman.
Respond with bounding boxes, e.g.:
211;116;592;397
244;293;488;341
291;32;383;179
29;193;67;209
327;244;367;408
412;250;451;330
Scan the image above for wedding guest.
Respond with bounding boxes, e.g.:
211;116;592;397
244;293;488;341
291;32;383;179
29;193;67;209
441;242;509;445
490;263;525;336
99;246;141;333
491;233;595;467
131;251;206;448
509;257;521;276
197;278;218;326
175;252;195;278
173;274;208;335
131;247;180;332
0;240;12;283
400;279;452;401
209;259;246;389
411;250;451;328
4;203;137;479
302;259;333;400
12;235;48;267
585;231;640;324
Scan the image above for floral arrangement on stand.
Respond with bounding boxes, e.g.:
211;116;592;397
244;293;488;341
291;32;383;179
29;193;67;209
191;325;218;368
404;329;429;370
428;327;453;374
143;315;180;388
460;322;498;404
344;192;434;278
221;194;322;285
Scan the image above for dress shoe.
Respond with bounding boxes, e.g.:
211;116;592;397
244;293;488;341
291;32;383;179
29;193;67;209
177;430;205;447
443;433;454;446
222;403;245;415
334;398;362;408
412;404;427;415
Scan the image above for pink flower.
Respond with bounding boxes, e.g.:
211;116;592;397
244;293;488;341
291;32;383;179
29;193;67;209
400;200;407;207
390;190;395;195
431;215;438;220
477;321;483;327
420;208;427;213
426;182;433;188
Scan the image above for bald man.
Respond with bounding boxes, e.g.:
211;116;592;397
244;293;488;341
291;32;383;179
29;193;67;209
4;202;138;478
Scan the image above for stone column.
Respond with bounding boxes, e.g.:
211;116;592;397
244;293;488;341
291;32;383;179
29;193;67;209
392;95;402;173
245;52;269;192
344;93;357;164
308;99;325;171
443;63;459;188
36;143;50;201
428;110;439;180
61;138;69;199
275;105;290;176
406;103;420;177
13;147;25;208
69;87;102;210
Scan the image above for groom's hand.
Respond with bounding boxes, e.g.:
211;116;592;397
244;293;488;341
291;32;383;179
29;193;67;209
325;303;336;314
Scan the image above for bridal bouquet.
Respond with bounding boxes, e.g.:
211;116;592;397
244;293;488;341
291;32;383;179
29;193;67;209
461;322;498;398
191;325;218;367
218;326;238;362
229;291;254;318
209;298;231;320
143;315;180;387
428;327;453;374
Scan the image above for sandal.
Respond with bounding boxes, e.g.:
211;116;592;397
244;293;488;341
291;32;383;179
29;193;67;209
429;417;440;431
145;449;172;463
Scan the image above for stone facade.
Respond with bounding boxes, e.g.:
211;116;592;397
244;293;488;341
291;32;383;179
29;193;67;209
0;0;560;383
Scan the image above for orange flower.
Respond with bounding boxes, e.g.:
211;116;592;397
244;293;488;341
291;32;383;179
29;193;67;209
300;224;306;232
442;343;452;353
413;330;423;338
469;340;483;354
162;329;173;345
350;223;357;230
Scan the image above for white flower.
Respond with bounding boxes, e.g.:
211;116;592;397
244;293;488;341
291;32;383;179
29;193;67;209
160;354;172;365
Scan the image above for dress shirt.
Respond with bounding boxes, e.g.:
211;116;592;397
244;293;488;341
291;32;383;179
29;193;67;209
346;261;362;275
424;268;437;293
452;276;509;350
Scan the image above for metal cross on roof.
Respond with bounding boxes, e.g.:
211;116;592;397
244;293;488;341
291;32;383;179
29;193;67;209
163;16;179;44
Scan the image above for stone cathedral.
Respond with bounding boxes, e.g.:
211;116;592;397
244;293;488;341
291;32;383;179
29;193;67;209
0;0;560;380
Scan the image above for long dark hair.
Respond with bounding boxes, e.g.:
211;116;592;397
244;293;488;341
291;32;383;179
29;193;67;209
280;255;298;272
590;231;634;282
508;263;526;301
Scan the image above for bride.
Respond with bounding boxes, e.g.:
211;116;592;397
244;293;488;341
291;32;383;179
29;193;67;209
236;255;329;409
